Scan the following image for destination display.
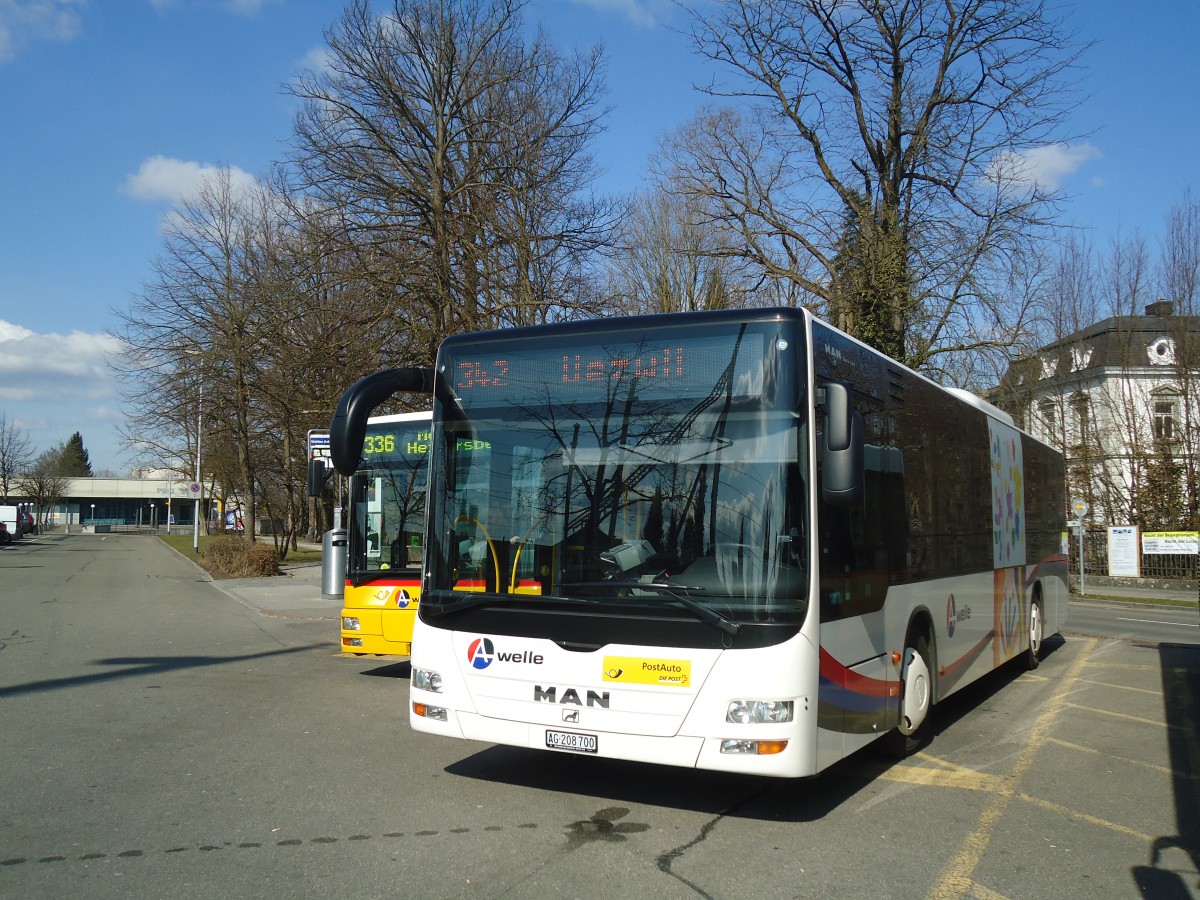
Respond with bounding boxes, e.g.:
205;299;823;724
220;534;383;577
362;426;432;459
444;330;766;408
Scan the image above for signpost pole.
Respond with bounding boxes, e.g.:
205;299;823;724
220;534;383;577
1071;499;1089;596
193;382;203;556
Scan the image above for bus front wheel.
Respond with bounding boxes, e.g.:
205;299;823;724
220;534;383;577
883;632;933;759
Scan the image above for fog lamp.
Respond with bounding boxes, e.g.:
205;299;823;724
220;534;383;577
413;702;448;722
720;739;789;755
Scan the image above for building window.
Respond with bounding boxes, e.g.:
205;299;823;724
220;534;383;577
1039;400;1057;438
1154;399;1176;442
1070;393;1090;449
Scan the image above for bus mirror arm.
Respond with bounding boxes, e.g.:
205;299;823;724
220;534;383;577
330;367;435;476
817;381;864;507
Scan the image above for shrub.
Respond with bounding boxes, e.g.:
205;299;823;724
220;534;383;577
200;537;280;578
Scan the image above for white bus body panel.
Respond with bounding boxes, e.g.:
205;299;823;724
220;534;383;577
409;617;825;777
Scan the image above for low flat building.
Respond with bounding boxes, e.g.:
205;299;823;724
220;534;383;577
15;477;214;531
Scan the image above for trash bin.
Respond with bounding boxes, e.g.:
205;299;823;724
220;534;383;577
322;528;348;600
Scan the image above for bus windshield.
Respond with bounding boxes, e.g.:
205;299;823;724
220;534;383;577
348;418;430;580
425;319;809;625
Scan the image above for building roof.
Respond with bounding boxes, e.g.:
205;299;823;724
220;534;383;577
995;302;1199;399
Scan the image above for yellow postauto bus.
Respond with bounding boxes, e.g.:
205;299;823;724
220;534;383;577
340;411;431;655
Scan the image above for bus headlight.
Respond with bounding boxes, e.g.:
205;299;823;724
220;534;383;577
726;699;794;724
412;667;443;693
342;617;361;631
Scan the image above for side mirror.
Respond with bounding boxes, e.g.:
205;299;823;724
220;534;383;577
819;382;864;507
307;460;330;498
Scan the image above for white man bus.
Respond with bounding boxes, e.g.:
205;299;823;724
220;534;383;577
329;308;1067;777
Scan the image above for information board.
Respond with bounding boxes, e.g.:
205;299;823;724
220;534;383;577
1107;526;1139;577
1142;531;1200;555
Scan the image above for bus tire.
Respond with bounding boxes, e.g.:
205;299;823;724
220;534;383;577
1024;593;1043;671
883;632;933;759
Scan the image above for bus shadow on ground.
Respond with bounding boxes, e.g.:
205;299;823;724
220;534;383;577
442;639;1067;823
0;645;324;699
1132;642;1200;898
358;660;412;679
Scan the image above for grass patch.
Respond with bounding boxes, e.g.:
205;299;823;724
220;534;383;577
1076;593;1198;609
159;534;322;577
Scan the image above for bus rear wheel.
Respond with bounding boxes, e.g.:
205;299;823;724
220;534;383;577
883;632;933;759
1024;595;1043;671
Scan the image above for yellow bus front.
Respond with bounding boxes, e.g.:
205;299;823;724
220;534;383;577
341;411;431;657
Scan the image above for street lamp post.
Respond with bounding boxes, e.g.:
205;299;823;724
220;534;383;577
150;502;155;531
90;503;95;528
193;380;203;555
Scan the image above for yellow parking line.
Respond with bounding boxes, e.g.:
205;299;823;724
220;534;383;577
1046;737;1197;781
1082;662;1157;671
1078;678;1160;696
927;637;1098;900
1063;702;1168;730
1018;793;1153;842
879;762;1002;792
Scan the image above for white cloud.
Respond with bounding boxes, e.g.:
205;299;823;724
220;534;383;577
0;320;35;342
226;0;280;14
988;142;1102;193
0;319;128;469
300;45;332;76
122;155;258;204
567;0;662;28
0;0;86;62
147;0;279;14
0;320;122;387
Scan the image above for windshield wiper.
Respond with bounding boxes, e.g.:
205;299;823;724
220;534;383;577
422;592;511;617
559;580;740;637
422;591;600;618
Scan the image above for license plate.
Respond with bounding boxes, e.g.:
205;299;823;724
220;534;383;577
545;729;598;754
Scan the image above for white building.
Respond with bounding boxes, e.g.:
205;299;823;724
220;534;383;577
992;301;1199;531
21;477;213;530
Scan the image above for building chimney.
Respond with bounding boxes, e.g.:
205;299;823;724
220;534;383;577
1145;300;1174;317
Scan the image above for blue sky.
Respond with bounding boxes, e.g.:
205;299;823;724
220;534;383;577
0;0;1196;475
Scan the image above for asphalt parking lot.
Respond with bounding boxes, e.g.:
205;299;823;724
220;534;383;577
213;549;1200;898
887;634;1200;899
2;534;1199;898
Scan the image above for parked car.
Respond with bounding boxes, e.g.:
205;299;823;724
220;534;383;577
18;510;34;535
0;522;10;545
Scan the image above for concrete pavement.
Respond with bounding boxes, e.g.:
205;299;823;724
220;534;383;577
211;557;342;620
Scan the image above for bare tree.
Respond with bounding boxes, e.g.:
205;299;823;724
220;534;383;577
603;179;767;316
1041;231;1101;344
15;449;69;531
0;413;35;502
1158;191;1200;528
674;0;1085;369
116;170;288;543
288;0;616;358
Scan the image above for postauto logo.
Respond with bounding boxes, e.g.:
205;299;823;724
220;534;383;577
466;636;544;670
